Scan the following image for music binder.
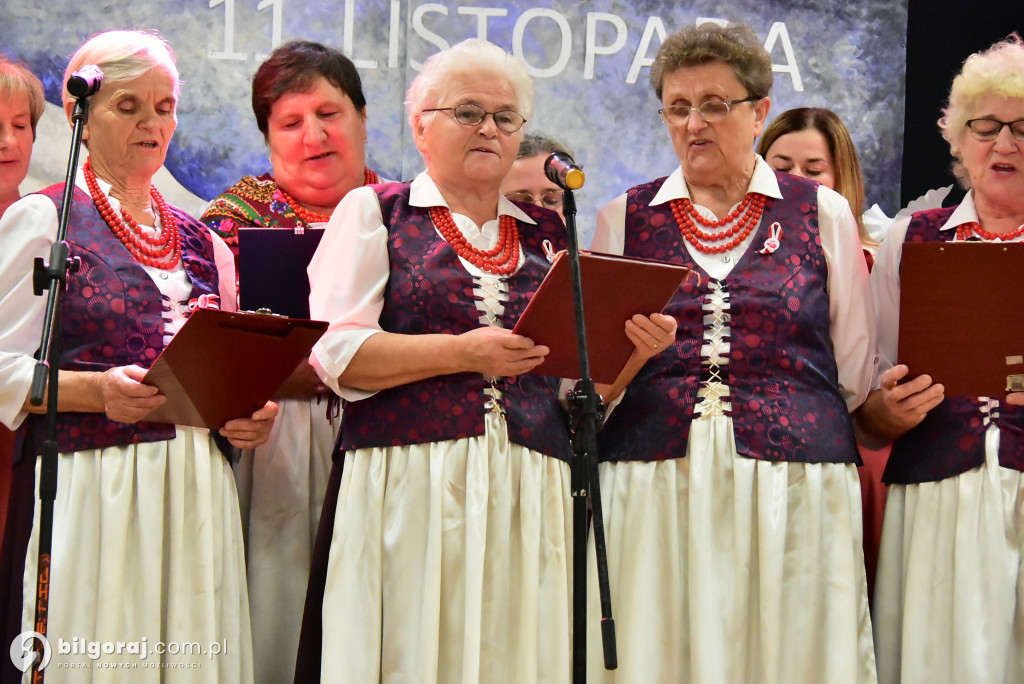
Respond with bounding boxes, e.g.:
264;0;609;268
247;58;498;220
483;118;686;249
237;226;325;318
512;250;692;384
898;241;1024;397
142;308;328;429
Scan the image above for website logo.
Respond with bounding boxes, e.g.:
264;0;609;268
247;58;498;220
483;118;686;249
9;631;51;673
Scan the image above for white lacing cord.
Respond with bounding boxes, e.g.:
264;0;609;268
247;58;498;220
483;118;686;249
696;281;733;417
473;274;508;327
473;273;510;415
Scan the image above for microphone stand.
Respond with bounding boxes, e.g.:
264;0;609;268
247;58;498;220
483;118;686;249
561;188;617;681
26;93;88;683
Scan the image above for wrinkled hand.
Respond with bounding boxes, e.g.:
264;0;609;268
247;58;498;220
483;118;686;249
220;401;279;449
274;358;329;400
458;326;549;377
98;365;166;423
625;313;677;362
877;364;944;432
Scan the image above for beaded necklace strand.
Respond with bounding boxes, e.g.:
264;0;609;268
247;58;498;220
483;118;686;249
670;194;767;254
279;167;381;225
428;206;520;275
84;158;181;270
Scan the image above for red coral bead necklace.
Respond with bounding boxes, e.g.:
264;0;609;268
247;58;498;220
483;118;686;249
671;194;767;254
429;206;520;275
279;167;381;225
956;221;1024;241
84;157;181;269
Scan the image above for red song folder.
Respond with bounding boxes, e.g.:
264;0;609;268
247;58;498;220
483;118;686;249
142;308;328;429
897;241;1024;397
512;250;692;384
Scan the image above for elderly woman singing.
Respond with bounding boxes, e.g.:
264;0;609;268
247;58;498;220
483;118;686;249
0;30;276;682
861;34;1024;684
589;24;878;684
298;37;673;684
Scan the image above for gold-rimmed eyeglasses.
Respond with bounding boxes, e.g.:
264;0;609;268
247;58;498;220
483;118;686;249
421;103;527;134
659;96;761;126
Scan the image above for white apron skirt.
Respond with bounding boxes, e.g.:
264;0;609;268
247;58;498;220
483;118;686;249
873;425;1024;684
20;428;251;682
587;413;877;684
320;411;572;684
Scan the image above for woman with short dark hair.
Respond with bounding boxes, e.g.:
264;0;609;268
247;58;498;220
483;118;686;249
200;40;381;684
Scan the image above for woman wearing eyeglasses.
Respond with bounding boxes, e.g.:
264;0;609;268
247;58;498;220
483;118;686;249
500;132;574;220
588;24;877;683
297;37;675;684
858;34;1024;684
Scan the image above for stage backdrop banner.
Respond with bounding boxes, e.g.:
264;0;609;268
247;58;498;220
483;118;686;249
2;0;907;238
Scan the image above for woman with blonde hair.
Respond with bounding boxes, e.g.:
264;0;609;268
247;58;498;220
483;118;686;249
859;33;1024;684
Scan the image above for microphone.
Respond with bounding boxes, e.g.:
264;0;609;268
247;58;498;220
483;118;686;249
67;65;104;98
544;152;585;191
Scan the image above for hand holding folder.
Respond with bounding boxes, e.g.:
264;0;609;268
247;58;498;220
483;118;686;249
142;308;327;429
512;250;692;384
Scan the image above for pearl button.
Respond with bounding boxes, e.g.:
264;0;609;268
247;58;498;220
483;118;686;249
160;272;169;280
723;255;732;263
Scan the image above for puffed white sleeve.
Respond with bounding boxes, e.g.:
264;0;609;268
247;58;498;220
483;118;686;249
869;215;910;384
0;195;60;429
307;185;390;401
816;185;877;411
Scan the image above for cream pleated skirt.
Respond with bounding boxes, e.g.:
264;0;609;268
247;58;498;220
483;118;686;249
20;428;251;683
873;427;1024;684
320;411;572;684
587;414;877;684
232;397;338;684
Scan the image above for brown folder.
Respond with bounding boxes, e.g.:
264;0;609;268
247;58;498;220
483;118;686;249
512;250;692;384
898;241;1024;397
142;309;328;429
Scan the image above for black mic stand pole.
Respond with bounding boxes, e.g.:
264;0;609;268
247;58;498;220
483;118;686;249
26;93;88;683
561;188;617;682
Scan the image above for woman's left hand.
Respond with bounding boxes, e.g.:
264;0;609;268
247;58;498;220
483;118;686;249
1007;393;1024;406
625;313;677;361
220;401;279;449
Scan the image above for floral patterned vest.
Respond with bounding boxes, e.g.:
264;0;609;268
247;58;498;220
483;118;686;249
598;172;858;464
20;184;220;459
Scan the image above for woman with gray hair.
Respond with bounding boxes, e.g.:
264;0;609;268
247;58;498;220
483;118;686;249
590;23;877;683
298;37;674;683
859;33;1024;684
0;30;277;681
